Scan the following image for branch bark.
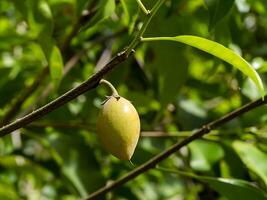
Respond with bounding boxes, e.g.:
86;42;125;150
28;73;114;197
19;29;126;117
0;0;166;134
0;50;130;136
85;96;267;200
0;2;98;125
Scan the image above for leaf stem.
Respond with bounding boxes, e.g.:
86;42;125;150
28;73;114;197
99;79;119;96
141;36;265;97
0;51;129;135
135;0;150;15
125;0;166;55
141;36;171;42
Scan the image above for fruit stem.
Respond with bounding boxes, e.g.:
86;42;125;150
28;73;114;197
99;79;119;97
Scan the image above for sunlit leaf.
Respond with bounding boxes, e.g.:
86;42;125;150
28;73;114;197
233;141;267;186
188;140;224;171
142;35;264;97
48;45;64;83
159;168;267;200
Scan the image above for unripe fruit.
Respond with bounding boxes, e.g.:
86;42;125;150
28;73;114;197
97;96;140;160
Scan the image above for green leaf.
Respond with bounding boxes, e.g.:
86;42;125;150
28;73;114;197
149;43;188;107
48;45;64;83
142;35;264;97
188;140;224;171
46;132;104;198
233;141;267;186
120;0;139;33
12;0;53;38
144;12;190;107
0;182;19;200
179;99;207;118
39;39;63;87
204;0;234;30
0;155;53;181
199;175;267;200
82;0;115;31
12;0;63;85
221;143;247;179
159;168;267;200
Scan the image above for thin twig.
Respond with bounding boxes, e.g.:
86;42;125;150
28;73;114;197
20;29;126;116
0;50;130;136
0;0;165;134
85;96;267;200
135;0;150;15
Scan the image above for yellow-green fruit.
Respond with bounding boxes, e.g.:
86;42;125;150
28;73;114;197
97;96;140;160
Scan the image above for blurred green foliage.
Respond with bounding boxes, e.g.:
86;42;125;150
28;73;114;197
1;0;267;199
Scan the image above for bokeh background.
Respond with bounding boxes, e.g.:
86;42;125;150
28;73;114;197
1;0;267;199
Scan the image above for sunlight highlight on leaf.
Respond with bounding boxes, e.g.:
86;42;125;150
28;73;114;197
141;35;264;97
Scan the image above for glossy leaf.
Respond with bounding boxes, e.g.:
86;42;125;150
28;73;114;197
159;168;267;200
198;174;267;200
188;140;224;171
233;141;267;186
142;35;264;97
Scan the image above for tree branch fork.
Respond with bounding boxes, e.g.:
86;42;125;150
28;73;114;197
86;95;267;199
0;50;131;136
0;0;266;199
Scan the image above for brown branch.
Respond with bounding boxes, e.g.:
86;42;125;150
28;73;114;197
19;29;126;116
0;50;131;136
1;0;163;126
85;96;267;200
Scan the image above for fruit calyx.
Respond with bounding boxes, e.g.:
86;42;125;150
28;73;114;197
99;79;120;104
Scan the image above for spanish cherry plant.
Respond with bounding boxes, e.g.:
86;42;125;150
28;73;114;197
0;0;267;199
